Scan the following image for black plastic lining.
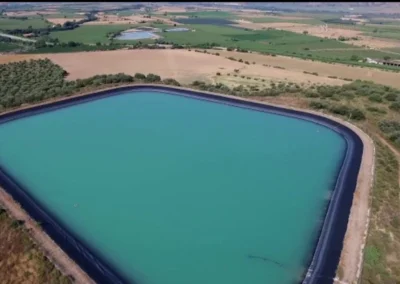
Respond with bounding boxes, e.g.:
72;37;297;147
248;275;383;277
0;85;363;284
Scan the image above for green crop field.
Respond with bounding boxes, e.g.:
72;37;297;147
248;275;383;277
0;42;23;52
248;17;323;25
50;24;135;44
0;17;50;30
160;24;363;57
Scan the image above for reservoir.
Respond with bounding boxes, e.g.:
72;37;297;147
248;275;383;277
0;88;347;284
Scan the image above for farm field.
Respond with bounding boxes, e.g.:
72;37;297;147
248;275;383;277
0;17;50;30
4;48;400;89
49;24;135;44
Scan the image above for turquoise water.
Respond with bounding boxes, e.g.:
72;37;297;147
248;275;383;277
0;90;346;284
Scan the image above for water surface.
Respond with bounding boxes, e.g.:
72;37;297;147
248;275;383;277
0;90;346;284
116;31;157;40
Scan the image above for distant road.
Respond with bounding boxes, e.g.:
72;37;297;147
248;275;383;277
0;32;36;43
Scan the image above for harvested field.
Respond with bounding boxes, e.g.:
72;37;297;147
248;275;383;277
212;50;400;88
47;18;83;25
0;50;345;86
2;49;400;87
42;50;346;86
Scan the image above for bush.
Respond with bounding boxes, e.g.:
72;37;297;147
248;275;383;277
379;120;400;133
216;72;221;76
134;73;146;80
309;101;328;109
162;78;180;86
145;73;161;83
385;93;399;101
390;102;400;112
350;108;366;120
369;94;383;103
366;106;386;114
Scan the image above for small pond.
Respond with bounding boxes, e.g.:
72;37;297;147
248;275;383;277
116;31;158;40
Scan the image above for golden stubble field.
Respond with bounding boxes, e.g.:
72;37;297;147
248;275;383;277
1;49;400;88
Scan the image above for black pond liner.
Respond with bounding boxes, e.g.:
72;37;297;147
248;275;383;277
0;85;363;284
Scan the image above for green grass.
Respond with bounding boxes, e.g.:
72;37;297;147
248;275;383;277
248;17;324;25
50;24;135;44
0;42;24;52
0;17;50;30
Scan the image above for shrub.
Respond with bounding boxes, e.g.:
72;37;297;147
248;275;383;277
309;101;328;109
379;120;400;133
144;73;161;82
134;73;146;80
350;108;366;120
385;93;399;101
216;72;221;76
238;59;243;63
369;94;383;103
366;106;386;114
215;52;220;56
390;102;400;112
162;78;180;86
